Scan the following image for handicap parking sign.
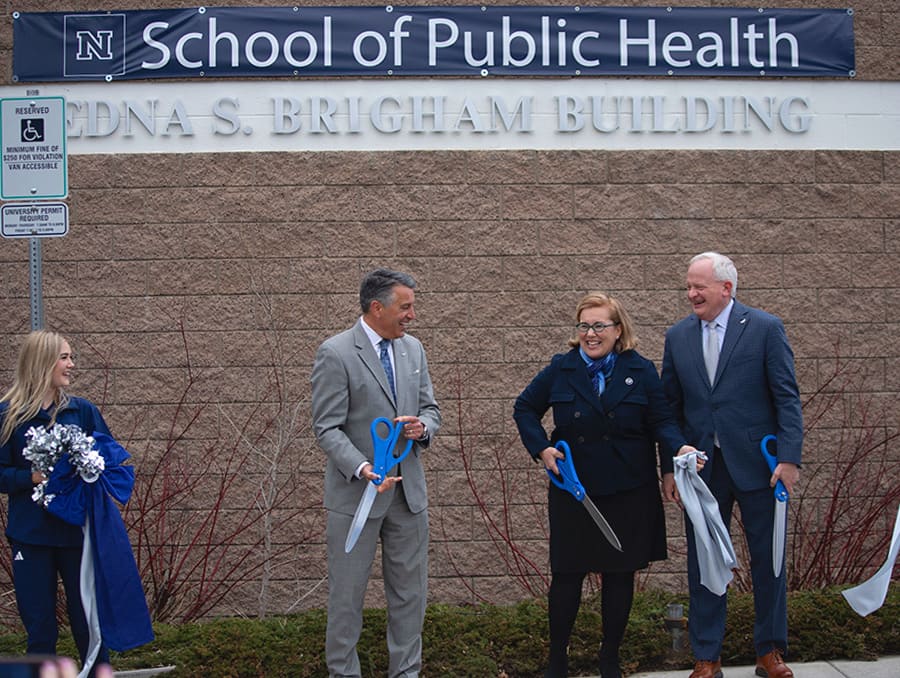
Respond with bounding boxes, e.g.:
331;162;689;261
1;96;67;200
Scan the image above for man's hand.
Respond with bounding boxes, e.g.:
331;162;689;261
676;444;705;470
395;415;426;441
665;446;706;507
772;462;800;496
360;463;402;493
662;472;680;505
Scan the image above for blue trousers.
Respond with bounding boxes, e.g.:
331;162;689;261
9;541;109;672
685;453;788;660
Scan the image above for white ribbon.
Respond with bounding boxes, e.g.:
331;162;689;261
78;515;102;678
674;451;738;596
841;503;900;617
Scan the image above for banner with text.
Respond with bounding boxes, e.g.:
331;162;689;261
13;6;854;82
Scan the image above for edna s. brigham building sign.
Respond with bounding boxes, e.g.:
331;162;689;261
4;5;896;153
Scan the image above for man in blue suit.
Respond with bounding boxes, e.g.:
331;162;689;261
661;252;803;678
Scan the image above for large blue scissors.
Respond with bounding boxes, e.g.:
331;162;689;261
760;434;789;577
547;440;623;552
344;417;414;553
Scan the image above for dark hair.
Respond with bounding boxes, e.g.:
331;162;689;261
359;269;417;313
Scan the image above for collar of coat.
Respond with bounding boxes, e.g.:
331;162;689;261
559;348;643;414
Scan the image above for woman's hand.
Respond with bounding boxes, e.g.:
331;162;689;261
539;446;565;476
31;471;46;485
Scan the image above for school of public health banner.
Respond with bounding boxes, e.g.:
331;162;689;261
12;6;855;82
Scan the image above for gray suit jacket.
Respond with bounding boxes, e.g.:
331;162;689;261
661;299;803;492
311;319;441;518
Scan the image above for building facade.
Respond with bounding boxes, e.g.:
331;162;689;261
0;1;897;621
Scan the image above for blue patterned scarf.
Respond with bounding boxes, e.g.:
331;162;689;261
580;348;617;395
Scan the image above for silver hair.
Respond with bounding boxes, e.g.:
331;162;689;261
690;251;738;295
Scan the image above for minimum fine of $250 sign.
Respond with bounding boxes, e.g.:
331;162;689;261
1;96;68;200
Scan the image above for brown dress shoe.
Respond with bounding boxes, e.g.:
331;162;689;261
755;649;794;678
689;659;723;678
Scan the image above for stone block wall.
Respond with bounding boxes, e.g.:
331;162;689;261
1;148;897;617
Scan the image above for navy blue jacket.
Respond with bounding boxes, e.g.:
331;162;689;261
514;348;685;496
661;299;803;492
0;397;111;547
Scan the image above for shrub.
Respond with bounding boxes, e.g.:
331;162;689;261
1;585;893;677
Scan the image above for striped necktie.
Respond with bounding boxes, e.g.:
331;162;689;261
379;338;396;399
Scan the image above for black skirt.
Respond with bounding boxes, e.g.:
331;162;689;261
548;479;667;573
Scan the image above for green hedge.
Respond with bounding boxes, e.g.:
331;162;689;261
0;585;896;677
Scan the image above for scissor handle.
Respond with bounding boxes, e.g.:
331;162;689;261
546;440;585;501
370;417;414;485
760;434;789;502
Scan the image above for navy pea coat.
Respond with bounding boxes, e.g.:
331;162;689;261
514;348;685;497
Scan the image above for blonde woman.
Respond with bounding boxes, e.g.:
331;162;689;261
0;330;111;674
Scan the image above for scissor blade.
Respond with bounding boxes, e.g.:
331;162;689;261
773;500;787;577
345;482;378;553
581;496;623;552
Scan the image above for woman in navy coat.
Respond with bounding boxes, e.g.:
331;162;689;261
0;330;111;674
514;292;696;678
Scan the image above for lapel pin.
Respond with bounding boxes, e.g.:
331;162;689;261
625;377;634;386
740;318;747;324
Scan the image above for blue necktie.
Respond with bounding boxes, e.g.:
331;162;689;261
379;338;396;399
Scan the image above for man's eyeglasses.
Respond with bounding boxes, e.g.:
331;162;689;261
575;321;619;334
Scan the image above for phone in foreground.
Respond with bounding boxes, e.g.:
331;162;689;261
0;655;67;678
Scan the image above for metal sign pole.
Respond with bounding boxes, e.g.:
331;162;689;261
29;236;43;330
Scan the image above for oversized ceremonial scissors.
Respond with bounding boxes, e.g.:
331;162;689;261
760;434;789;577
344;417;414;553
547;440;623;552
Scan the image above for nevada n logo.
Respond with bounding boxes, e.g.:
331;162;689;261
63;13;126;78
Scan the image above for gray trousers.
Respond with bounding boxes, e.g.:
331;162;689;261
325;487;429;678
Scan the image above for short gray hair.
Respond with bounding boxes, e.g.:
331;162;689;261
359;268;417;313
690;252;738;295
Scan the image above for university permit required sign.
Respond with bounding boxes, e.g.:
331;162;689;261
1;202;69;238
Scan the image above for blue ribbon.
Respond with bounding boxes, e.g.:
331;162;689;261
44;432;154;652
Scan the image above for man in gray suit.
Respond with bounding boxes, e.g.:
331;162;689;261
661;253;802;678
311;268;441;678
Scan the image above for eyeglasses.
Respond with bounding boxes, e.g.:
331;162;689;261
575;321;619;334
